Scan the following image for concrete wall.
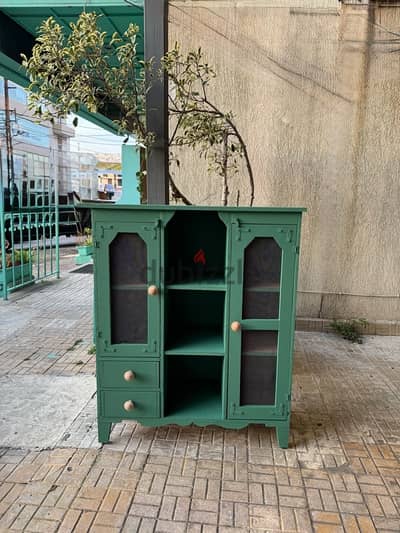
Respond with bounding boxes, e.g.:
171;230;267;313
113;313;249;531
169;1;400;321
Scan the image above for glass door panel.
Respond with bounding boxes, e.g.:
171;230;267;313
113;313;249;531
243;292;280;319
228;224;296;419
240;356;277;405
242;331;278;355
110;233;147;285
110;233;148;344
240;331;278;406
111;289;148;344
96;222;160;357
243;237;281;287
243;237;281;319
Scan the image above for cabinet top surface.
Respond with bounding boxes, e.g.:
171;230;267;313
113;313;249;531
80;202;306;213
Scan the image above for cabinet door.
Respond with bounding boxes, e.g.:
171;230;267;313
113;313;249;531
228;224;297;419
95;222;160;357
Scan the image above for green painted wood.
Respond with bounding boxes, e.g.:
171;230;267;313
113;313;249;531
91;205;304;448
83;202;306;214
166;383;222;420
167;281;226;291
276;422;290;448
165;330;224;356
124;417;288;430
102;391;160;418
98;420;112;444
99;360;159;389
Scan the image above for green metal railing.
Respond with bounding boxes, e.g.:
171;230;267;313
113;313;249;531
0;164;60;300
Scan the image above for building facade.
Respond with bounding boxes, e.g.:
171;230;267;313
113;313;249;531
0;79;99;205
0;78;75;206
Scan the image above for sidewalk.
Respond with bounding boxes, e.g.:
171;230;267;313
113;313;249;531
0;250;399;532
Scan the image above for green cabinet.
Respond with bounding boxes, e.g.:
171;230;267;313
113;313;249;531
88;205;305;448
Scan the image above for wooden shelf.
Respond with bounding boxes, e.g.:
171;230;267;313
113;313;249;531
166;381;222;419
167;279;226;291
165;329;224;355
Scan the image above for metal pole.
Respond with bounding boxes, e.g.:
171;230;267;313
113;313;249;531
50;146;60;278
144;0;169;205
3;79;15;191
0;149;7;299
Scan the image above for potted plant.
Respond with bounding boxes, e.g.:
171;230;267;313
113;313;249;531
0;249;34;297
75;228;93;265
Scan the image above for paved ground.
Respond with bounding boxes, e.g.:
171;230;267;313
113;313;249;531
0;248;399;532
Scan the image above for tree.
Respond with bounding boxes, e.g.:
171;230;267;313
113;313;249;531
22;11;254;206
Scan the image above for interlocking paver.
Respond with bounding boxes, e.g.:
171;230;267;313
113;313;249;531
342;514;361;533
9;504;38;531
25;517;60;532
314;524;344;533
0;249;399;531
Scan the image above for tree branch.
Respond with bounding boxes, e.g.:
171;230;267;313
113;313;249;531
168;173;192;205
204;98;255;207
221;133;229;206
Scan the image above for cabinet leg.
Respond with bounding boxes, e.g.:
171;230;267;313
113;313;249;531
276;423;290;449
98;420;112;444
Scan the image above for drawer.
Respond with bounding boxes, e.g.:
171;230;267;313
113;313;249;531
102;391;160;418
99;361;159;389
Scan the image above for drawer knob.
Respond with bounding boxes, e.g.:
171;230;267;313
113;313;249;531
123;400;135;411
123;370;136;382
148;285;158;296
231;321;241;332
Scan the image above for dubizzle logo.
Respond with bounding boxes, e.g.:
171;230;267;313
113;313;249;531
193;249;206;265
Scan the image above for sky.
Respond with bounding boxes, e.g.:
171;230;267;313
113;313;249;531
68;115;126;156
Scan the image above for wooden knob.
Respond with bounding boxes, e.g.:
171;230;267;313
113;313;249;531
148;285;158;296
123;400;135;411
123;370;136;382
231;321;241;332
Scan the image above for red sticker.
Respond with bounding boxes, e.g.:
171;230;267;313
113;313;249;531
193;249;206;265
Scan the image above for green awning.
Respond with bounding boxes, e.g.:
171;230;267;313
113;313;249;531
0;1;144;133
